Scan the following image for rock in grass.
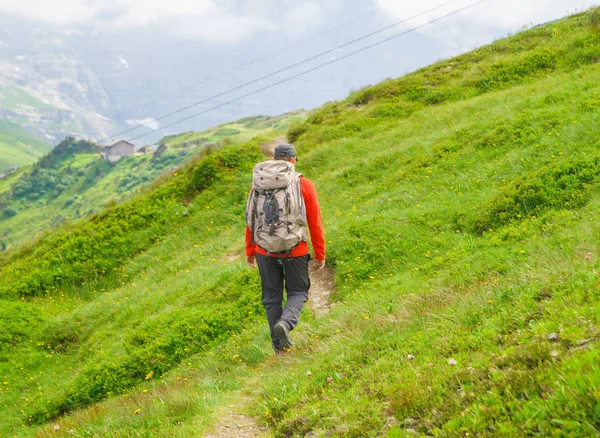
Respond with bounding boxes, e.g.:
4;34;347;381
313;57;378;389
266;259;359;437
407;354;415;360
405;417;418;426
448;358;458;366
548;332;559;342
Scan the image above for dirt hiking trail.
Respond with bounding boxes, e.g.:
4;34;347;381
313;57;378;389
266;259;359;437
203;261;335;437
204;392;269;438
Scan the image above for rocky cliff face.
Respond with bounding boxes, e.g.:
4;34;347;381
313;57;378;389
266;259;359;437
0;19;116;144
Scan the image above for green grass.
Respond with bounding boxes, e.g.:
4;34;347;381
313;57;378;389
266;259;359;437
1;7;600;437
159;110;307;148
0;112;303;250
0;120;51;173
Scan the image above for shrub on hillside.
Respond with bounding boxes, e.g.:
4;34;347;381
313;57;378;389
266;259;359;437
85;160;111;184
41;315;82;353
591;7;600;28
474;109;562;150
0;143;262;299
12;168;58;199
475;49;559;91
349;78;430;106
470;158;600;233
149;149;179;170
287;122;309;143
236;115;263;125
2;207;18;218
26;270;263;423
367;101;418;119
38;138;97;169
118;172;138;188
215;128;241;137
117;172;151;193
54;175;74;195
10;167;77;200
321;119;374;141
0;301;43;358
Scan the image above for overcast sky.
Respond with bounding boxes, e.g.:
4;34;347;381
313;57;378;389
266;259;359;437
0;0;597;46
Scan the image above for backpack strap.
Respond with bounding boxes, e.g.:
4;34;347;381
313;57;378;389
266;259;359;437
296;174;307;225
250;190;259;245
284;189;292;233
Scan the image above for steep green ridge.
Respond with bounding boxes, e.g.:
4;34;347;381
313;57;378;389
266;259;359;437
1;9;600;437
0;120;51;172
0;112;302;249
158;110;307;148
0;137;190;249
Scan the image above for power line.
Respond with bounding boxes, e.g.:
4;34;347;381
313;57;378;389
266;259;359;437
126;0;487;143
130;6;382;107
100;0;464;144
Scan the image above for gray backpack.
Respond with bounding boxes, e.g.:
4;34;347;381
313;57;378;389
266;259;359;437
246;160;308;254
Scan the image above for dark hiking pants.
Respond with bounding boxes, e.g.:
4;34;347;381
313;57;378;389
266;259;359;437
256;253;311;349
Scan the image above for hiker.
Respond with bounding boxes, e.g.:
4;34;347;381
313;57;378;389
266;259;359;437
245;143;326;353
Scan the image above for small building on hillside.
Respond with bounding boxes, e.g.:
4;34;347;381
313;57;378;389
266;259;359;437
103;139;135;162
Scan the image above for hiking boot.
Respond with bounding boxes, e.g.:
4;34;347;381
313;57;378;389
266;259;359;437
273;321;292;350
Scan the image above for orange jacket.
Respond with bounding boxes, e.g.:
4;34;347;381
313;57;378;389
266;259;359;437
246;176;325;260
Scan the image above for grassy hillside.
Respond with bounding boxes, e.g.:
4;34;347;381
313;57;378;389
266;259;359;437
0;120;51;172
1;8;600;437
0;112;302;249
158;110;307;148
0;137;196;249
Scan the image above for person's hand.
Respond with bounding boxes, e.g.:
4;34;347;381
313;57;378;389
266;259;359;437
313;259;326;271
246;255;256;268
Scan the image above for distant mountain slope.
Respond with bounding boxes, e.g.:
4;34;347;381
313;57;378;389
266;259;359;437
1;8;599;437
0;6;454;146
0;111;304;248
0;120;50;172
0;17;117;143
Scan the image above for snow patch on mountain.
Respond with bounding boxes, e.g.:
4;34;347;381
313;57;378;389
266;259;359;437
119;56;130;69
